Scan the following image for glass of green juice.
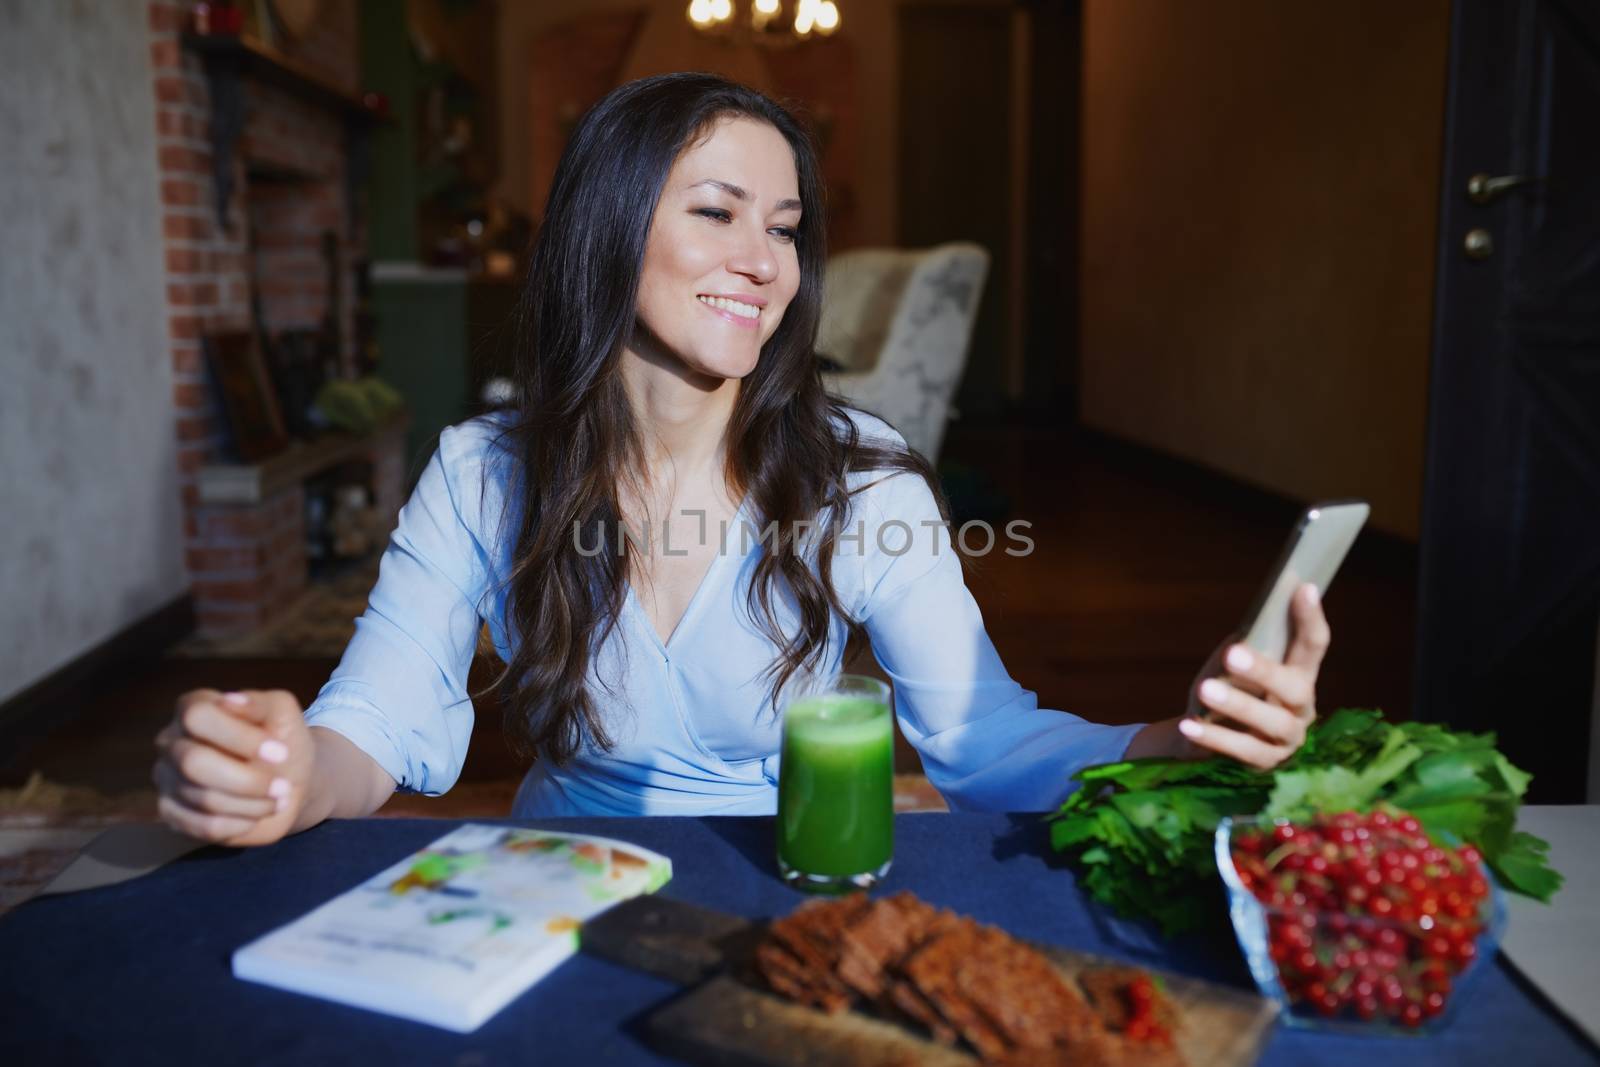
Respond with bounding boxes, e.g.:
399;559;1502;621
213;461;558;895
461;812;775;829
776;674;894;892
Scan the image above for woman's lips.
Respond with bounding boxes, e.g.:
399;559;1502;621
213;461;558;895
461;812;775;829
697;299;761;330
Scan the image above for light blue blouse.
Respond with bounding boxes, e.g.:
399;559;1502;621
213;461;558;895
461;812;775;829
303;410;1143;817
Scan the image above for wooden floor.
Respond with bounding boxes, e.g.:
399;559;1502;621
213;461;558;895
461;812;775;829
0;420;1417;807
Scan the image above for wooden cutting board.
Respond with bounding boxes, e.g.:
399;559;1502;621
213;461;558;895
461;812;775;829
580;896;1278;1067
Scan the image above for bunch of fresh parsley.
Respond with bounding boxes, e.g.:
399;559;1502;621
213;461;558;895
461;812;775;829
1046;708;1563;935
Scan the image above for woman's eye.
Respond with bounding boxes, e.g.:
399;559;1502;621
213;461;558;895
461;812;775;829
693;208;797;243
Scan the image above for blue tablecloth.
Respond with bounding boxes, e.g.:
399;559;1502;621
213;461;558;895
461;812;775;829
0;813;1592;1066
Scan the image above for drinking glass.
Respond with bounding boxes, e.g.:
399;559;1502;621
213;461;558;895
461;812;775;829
775;674;894;892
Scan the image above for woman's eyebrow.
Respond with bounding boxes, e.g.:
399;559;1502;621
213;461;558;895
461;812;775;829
689;178;802;213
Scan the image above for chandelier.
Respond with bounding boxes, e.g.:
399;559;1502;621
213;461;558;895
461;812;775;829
687;0;841;44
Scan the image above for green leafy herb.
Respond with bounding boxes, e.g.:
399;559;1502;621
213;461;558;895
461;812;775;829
1047;709;1564;935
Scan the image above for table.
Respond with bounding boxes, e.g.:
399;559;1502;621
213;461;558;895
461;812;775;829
0;813;1593;1066
1503;806;1600;1046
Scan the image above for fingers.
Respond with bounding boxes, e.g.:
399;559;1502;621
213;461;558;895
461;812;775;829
152;761;279;818
1221;643;1316;711
1183;585;1327;771
251;689;308;740
157;794;256;843
217;689;308;747
164;736;281;798
1178;715;1292;770
176;687;275;727
154;688;305;845
178;698;284;764
1195;677;1313;746
1284;583;1331;671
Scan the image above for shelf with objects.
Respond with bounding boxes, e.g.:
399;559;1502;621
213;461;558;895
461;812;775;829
192;325;411;624
194;407;409;510
180;29;390;231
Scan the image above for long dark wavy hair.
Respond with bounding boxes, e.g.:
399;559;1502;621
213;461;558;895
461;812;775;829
479;72;946;765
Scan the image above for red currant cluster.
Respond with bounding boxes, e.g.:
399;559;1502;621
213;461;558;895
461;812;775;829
1121;973;1171;1044
1229;810;1491;1028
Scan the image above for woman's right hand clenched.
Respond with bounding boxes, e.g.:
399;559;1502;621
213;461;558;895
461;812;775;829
153;689;313;847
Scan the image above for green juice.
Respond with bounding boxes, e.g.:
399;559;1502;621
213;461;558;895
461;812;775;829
776;694;894;884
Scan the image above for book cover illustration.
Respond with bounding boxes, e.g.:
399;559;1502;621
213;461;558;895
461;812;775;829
232;824;672;1031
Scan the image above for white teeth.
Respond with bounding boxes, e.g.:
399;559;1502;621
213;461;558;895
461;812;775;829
698;295;760;319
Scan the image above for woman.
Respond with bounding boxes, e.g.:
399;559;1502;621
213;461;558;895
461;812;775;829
152;74;1329;847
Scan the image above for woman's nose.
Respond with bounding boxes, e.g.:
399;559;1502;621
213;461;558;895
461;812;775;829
726;228;778;284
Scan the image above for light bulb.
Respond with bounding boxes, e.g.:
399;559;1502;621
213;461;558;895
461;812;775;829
710;0;732;20
688;0;712;25
755;0;780;13
816;1;838;31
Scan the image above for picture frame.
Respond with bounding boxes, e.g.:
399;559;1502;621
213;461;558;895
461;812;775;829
265;327;327;439
206;331;290;463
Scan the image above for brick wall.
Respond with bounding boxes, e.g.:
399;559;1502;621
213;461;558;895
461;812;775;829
148;1;371;636
186;486;309;634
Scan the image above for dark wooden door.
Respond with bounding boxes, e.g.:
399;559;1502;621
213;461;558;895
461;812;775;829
1022;0;1080;418
897;4;1013;418
1416;0;1600;801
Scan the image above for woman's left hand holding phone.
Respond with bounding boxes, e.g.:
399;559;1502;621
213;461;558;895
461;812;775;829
1179;582;1330;768
1125;582;1331;768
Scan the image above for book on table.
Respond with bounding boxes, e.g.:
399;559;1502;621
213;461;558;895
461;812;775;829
231;824;673;1032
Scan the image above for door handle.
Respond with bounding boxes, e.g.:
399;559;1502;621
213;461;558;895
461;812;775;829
1466;173;1537;204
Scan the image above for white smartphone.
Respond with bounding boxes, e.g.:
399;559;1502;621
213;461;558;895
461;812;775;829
1236;500;1370;663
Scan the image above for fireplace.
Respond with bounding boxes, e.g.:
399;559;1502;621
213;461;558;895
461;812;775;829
148;1;400;637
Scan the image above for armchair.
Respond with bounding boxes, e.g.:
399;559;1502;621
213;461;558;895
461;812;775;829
818;242;989;463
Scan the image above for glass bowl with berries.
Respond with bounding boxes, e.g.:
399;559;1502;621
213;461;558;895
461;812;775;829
1215;809;1505;1035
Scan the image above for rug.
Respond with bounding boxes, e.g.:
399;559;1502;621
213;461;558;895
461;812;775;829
169;556;380;660
0;773;159;917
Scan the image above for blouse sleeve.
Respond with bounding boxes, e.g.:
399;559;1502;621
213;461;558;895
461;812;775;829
851;468;1144;812
301;421;498;796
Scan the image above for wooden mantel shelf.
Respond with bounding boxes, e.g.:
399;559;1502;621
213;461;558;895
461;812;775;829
197;413;409;506
179;31;386;227
181;32;382;124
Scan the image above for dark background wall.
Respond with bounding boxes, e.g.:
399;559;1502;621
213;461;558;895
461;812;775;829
1079;0;1452;539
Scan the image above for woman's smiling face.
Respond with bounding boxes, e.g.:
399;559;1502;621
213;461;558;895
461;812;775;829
632;115;803;381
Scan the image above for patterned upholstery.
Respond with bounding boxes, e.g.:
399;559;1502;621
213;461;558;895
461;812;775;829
818;242;989;463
